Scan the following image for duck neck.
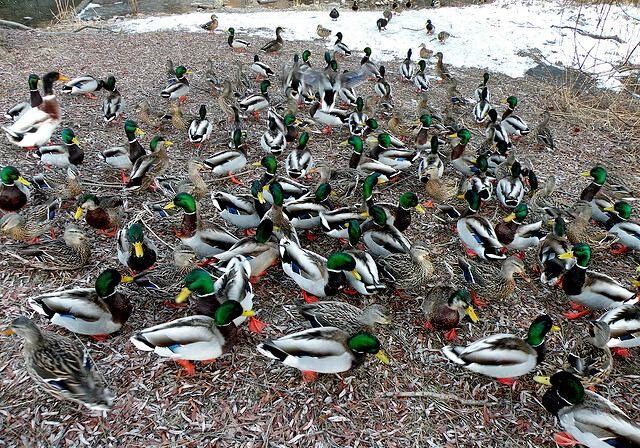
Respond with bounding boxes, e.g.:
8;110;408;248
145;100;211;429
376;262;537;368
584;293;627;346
349;151;362;169
181;210;198;238
30;88;43;108
579;181;603;202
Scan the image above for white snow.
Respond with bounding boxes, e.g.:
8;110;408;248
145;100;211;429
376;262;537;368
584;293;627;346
111;0;640;89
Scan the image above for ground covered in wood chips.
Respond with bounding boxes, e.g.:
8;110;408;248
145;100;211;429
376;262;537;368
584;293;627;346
0;26;639;448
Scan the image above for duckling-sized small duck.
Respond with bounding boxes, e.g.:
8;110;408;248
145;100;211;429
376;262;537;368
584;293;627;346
537;217;573;285
597;296;640;351
457;190;506;260
400;49;415;81
558;243;636;319
298;302;389;334
61;75;103;98
500;95;530;137
443;314;559;384
565;321;613;386
2;316;113;411
125;136;172;191
360;204;411;257
496;160;525;208
117;222;157;273
333;32;351;56
203;129;247;185
239;80;271;119
28;268;133;338
212;179;269;233
422;287;479;340
535;110;555;150
535;371;640;448
188;105;213;144
257;327;389;377
0;199;59;243
603;201;640;254
0;166;31;212
261;26;284;53
99;120;147;183
201;14;218;31
5;74;41;123
413;60;431;92
494;203;545;251
286;131;314;179
165;192;239;258
346;135;401;181
35;128;83;169
457;255;529;306
75;194;124;237
161;65;191;103
101;76;123;123
377;241;433;293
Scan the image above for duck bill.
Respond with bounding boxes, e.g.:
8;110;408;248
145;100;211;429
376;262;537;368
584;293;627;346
550;325;561;332
58;74;70;82
558;251;574;260
415;204;426;214
242;309;255;317
133;242;144;258
579;171;591;177
375;350;390;365
632;279;640;287
448;133;458;139
465;306;479;323
74;207;84;220
533;375;551;386
135;128;145;137
120;275;134;283
175;287;192;304
163;201;176;210
351;269;362;281
503;213;516;222
17;176;30;186
164;140;174;147
636;266;640;272
257;192;266;204
252;161;263;167
0;328;15;336
72;137;81;146
603;206;615;212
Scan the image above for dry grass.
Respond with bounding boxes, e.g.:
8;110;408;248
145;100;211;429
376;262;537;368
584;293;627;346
0;28;638;447
129;0;140;16
51;0;78;24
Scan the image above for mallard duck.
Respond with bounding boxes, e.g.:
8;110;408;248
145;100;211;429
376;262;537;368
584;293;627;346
535;110;554;150
317;24;332;40
538;217;573;285
494;203;544;251
188;105;213;144
212;180;268;233
155;159;208;201
239;80;270;118
377;241;433;291
284;183;334;232
203;129;247;185
250;55;274;81
457;190;506;260
101;76;123;123
347;97;368;136
500;96;530;137
6;224;90;271
298;302;389;334
257;155;310;203
376;17;388;31
422;286;478;340
130;310;251;375
496;160;525;208
603;201;640;253
577;166;610;223
535;371;640;447
161;65;191;102
473;87;490;123
485;109;511;149
457;256;529;306
125;136;172;191
564;202;610;247
100;120;147;183
75;194;124;237
463;155;493;202
364;180;425;232
360;204;411;257
61;75;102;98
35;128;83;169
448;129;477;176
132;244;196;293
2;316;113;411
597;297;640;349
201;14;218;31
473;72;490;102
443;315;559;383
374;66;392;102
413;60;431;92
261;116;287;155
414;115;436;152
400;49;415;81
565;321;613;386
261;26;284;53
261;182;299;244
117;222;157;273
285;132;314;179
346;135;401;181
422;167;460;205
0;200;58;243
164;192;238;258
329;7;339;19
0;166;31;212
3;72;68;148
5;74;41;123
257;327;389;375
309;101;349;132
333;32;351;56
558;243;636;317
28;269;133;337
434;51;451;81
370;133;417;172
360;47;380;78
319;206;367;240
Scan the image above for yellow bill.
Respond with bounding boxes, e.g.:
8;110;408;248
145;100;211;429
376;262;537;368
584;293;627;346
579;171;591;177
448;133;458;139
338;140;349;146
17;176;30;186
465;306;479;323
72;137;81;146
242;309;255;317
375;350;390;365
74;206;84;220
551;325;561;332
360;211;369;217
175;287;192;304
603;206;615;212
504;213;516;222
58;74;70;82
163;201;176;210
533;375;551;385
252;161;262;166
351;269;362;281
164;140;174;146
135;128;145;137
415;204;426;214
558;251;574;260
455;193;465;200
632;279;640;287
636;266;640;272
120;275;134;283
0;328;15;336
257;191;266;204
133;242;144;258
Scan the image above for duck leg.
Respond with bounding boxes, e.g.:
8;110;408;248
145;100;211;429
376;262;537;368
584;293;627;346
175;359;196;376
611;347;631;358
248;316;267;333
163;299;187;309
496;377;516;386
301;370;318;382
301;290;320;303
443;328;458;341
470;291;487;308
90;334;109;342
552;432;579;447
609;243;628;255
562;303;591;320
228;172;243;185
322;126;333;135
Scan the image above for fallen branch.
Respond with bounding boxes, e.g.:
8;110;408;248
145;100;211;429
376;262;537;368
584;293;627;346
0;19;32;30
551;25;625;44
380;391;495;406
73;25;117;33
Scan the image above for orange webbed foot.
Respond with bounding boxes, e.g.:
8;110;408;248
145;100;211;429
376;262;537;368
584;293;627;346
91;334;109;342
228;172;243;185
243;228;257;237
302;370;318;382
84;92;99;100
163;299;187;309
422;321;434;330
302;290;320;303
470;291;487;308
611;347;631;359
248;316;267;333
342;287;359;296
322;126;332;135
496;377;516;386
609;243;629;255
444;328;458;341
176;359;196;376
553;432;579;447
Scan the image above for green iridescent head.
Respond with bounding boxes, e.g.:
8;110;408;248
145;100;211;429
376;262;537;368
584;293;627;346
60;128;78;145
362;173;382;202
0;166;26;185
94;269;128;298
368;204;387;226
175;65;188;79
326;252;357;272
526;314;557;347
464;190;481;213
398;192;420;210
475;153;488;172
283;114;296;126
170;192;197;214
259;79;271;94
302;49;311;62
346;332;383;355
150;135;172;152
27;74;40;90
315;183;332;202
213;300;245;326
348;135;364;154
363;47;372;57
260;155;278;174
378;133;392;148
347;219;362;247
103;75;116;91
609;201;632;220
183;268;215;295
298;131;309;148
418;60;426;71
582;166;607;186
269;182;284;206
420;114;433;126
127;222;145;243
553;217;566;237
505;95;518;110
454;128;471;145
356;96;364;112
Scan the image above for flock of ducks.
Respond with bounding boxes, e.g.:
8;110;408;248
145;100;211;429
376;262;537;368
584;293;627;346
1;6;640;446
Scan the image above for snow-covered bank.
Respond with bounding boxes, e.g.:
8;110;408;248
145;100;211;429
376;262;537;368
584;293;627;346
112;0;640;89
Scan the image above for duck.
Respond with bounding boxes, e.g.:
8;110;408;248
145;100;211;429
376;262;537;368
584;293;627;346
578;166;610;223
558;243;636;318
377;241;434;292
2;316;113;411
130;309;253;376
500;95;530;137
0;166;31;212
261;116;287;155
0;199;59;243
485;109;511;149
28;269;133;337
5;74;42;123
414;114;437;152
494;203;544;251
422;286;479;340
374;66;392;102
417;133;445;182
457;255;528;306
457;190;506;260
239;80;271;118
603;201;640;253
597;297;640;350
448;129;477;177
257;327;389;376
347;97;368;135
360;204;411;257
376;18;388;31
34;127;83;169
286;131;314;179
319;206;367;239
400;49;415;81
309;101;349;132
474;72;490;102
360;47;381;79
61;75;103;98
257;155;310;203
161;65;191;102
330;7;339;20
117;222;157;273
364;183;425;232
422;165;460;204
125;136;172;191
284;183;334;232
251;54;275;79
333;32;351;56
261;26;284;53
346;135;401;181
132;245;196;293
212;180;269;233
339;223;386;295
463;155;493;202
3;71;68;149
496;160;525;208
201;14;218;31
535;110;555;150
75;194;124;237
413;60;431;92
316;24;332;40
99;120;147;183
473;87;490;123
155;159;208;201
535;371;640;448
188;105;213;144
370;133;417;172
434;51;452;81
442;315;560;383
101;76;123;123
537;217;573;285
164;192;238;258
261;182;300;244
203;129;247;184
564;321;613;386
297;302;389;334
